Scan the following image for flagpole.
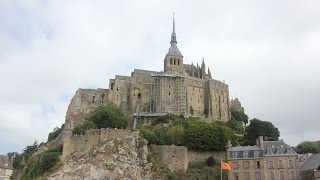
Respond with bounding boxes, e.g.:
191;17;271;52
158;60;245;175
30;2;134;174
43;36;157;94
220;159;222;180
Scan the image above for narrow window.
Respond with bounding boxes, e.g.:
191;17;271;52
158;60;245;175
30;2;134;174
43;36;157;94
256;161;260;168
92;96;95;103
174;58;176;65
244;172;250;180
233;162;238;170
170;58;173;65
288;160;294;168
269;161;274;169
256;172;261;180
178;59;180;65
243;161;249;169
280;171;285;180
279;160;283;168
270;171;275;180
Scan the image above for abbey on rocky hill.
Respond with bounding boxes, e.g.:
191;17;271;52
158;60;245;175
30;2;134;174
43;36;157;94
65;17;232;130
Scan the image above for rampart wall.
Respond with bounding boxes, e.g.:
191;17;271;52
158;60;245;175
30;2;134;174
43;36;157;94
63;129;227;173
151;145;188;172
62;128;138;160
188;150;226;164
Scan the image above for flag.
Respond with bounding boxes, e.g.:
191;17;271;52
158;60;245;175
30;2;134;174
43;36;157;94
221;161;234;171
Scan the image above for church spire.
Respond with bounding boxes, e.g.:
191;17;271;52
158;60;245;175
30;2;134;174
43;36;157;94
170;13;177;44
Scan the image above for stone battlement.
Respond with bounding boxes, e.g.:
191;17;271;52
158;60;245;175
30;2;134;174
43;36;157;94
62;128;138;160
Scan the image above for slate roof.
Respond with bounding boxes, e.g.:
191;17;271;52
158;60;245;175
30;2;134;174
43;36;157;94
231;146;261;151
263;141;297;156
300;153;320;171
167;43;182;57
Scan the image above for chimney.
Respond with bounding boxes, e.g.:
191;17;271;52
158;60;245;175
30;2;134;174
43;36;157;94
256;136;264;149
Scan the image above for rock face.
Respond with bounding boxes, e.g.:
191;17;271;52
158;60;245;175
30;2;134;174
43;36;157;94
47;135;162;180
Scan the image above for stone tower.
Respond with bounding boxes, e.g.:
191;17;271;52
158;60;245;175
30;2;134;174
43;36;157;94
164;15;184;74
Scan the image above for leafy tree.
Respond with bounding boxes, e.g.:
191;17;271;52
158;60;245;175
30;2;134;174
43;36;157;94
183;122;237;151
23;141;38;154
48;126;63;142
227;119;245;134
73;120;97;135
7;152;19;159
244;118;280;145
230;109;248;124
294;141;320;154
87;103;127;129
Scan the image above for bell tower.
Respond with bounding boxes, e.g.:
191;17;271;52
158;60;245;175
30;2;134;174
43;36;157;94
164;14;184;74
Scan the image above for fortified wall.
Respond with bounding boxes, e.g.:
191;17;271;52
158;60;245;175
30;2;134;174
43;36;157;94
62;129;227;172
62;128;139;160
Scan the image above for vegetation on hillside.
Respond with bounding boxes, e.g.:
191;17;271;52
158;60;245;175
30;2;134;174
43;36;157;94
139;115;238;151
243;118;280;145
73;102;127;135
47;125;63;142
230;108;248;124
11;141;62;180
294;141;320;154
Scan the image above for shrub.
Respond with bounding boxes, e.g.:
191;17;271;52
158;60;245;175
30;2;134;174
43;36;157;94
48;127;62;142
167;171;179;180
87;103;127;129
206;157;216;166
40;152;60;172
73;120;96;135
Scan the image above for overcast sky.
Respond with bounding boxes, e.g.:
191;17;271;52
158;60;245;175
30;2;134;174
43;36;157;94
0;0;319;154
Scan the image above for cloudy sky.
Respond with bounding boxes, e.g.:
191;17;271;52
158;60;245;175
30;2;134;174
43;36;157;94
0;0;319;154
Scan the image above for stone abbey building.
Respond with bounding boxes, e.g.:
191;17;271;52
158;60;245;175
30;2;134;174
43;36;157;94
65;18;231;129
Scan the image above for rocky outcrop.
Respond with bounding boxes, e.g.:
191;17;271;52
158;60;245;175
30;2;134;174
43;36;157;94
46;135;164;180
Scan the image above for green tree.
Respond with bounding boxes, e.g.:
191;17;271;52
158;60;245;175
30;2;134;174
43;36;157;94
294;141;320;154
73;121;97;135
230;109;248;124
244;118;280;145
23;141;38;154
87;103;127;129
48;126;63;142
227;119;245;134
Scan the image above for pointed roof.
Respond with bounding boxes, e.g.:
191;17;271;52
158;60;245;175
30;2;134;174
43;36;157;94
167;13;182;57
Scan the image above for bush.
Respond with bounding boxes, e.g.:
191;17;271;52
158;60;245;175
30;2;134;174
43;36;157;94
40;152;60;172
167;171;179;180
152;114;176;126
48;127;62;142
206;157;216;166
21;149;61;180
183;122;237;151
73;120;96;135
87;103;127;129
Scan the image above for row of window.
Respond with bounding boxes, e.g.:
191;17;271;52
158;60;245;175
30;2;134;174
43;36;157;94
233;171;295;180
268;160;294;169
234;159;294;170
170;58;181;66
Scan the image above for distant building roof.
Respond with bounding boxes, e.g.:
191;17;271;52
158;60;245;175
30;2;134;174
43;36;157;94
300;153;320;171
231;146;261;151
263;141;297;156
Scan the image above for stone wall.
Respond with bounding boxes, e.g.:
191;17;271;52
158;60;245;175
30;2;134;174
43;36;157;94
62;128;138;160
188;150;226;164
151;145;188;172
